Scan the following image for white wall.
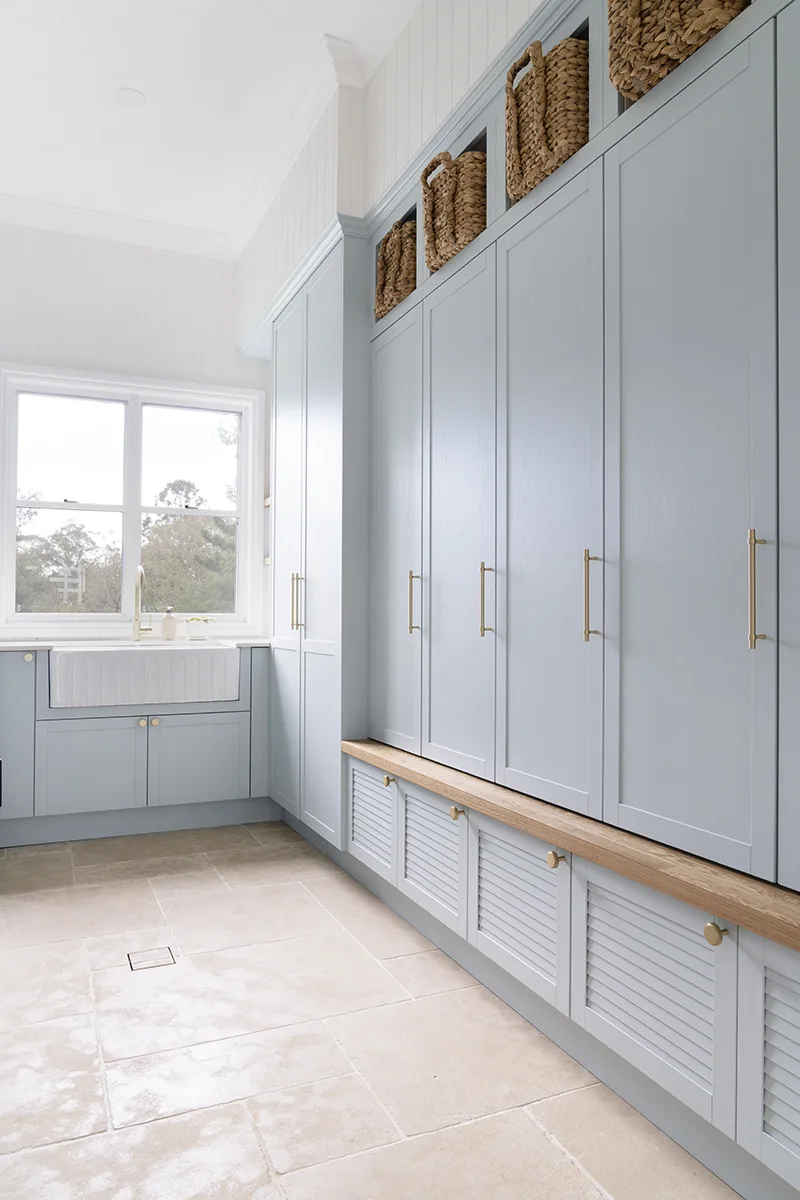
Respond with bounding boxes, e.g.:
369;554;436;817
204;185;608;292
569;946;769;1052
0;221;266;389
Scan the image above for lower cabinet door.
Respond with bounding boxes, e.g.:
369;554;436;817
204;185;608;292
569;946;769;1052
738;931;800;1191
35;717;148;816
397;782;468;936
147;713;250;807
467;813;571;1013
0;651;36;819
571;861;737;1135
345;756;397;884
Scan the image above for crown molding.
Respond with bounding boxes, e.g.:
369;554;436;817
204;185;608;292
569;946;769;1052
0;191;237;258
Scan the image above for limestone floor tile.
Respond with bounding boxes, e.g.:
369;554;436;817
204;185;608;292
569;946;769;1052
0;1104;280;1200
84;925;177;970
159;882;341;954
106;1022;350;1127
0;880;165;948
247;822;308;846
207;844;342;889
328;985;595;1135
2;842;71;859
280;1108;604;1200
381;948;474;997
70;824;259;866
149;867;230;900
249;1072;400;1173
94;931;407;1059
0;852;75;895
303;874;433;958
73;852;215;887
532;1084;740;1200
0;1013;106;1153
0;941;91;1028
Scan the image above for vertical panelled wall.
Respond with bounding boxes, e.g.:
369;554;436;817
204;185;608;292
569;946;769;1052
364;0;547;210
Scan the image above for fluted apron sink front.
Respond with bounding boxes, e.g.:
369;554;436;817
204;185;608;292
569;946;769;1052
49;643;241;708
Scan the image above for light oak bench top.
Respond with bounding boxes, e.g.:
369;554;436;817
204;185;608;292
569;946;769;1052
343;738;800;954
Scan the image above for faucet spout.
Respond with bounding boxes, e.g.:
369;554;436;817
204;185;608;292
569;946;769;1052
133;565;152;641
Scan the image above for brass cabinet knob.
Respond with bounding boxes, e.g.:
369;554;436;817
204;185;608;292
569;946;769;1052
138;718;147;728
449;806;465;821
151;718;160;727
704;922;729;947
546;850;566;869
23;652;33;662
382;774;396;788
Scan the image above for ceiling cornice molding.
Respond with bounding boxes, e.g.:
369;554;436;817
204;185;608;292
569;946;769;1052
0;191;237;258
229;35;364;256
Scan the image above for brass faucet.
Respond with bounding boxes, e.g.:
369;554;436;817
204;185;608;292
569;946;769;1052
133;565;153;641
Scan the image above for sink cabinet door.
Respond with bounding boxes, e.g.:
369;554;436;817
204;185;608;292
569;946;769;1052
0;651;36;820
36;717;148;815
147;713;251;807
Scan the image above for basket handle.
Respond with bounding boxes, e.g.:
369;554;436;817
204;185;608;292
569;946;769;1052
421;152;458;269
506;41;556;190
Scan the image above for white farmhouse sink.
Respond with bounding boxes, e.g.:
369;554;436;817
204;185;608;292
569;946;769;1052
49;642;241;708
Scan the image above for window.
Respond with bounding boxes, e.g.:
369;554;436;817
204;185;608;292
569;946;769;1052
1;368;265;636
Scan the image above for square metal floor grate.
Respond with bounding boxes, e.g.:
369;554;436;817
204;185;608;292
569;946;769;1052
127;947;176;971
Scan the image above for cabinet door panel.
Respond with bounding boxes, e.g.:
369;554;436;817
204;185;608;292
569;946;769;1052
345;756;397;883
604;29;777;874
271;293;304;642
304;252;343;645
269;645;301;816
368;307;423;753
36;717;147;815
398;783;468;935
778;2;800;891
301;649;341;846
422;250;496;778
0;651;35;819
148;713;250;807
496;163;604;816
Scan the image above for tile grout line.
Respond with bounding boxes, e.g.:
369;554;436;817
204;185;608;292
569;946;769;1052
524;1098;617;1200
241;1101;292;1199
321;1016;410;1144
87;945;116;1135
200;851;234;891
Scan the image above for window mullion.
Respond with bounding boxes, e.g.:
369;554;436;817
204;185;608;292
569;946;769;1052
121;397;142;622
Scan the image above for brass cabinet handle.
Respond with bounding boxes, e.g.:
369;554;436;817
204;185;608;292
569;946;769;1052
546;850;566;869
704;921;729;947
382;774;396;787
23;653;33;662
290;573;297;630
748;529;767;650
151;718;160;727
583;549;601;642
138;718;147;728
295;575;304;629
449;805;465;821
408;571;420;635
480;562;493;637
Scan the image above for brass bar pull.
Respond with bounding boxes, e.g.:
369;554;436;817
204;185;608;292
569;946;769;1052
290;573;297;631
748;529;766;650
583;549;601;642
480;562;494;637
408;571;420;635
295;575;304;629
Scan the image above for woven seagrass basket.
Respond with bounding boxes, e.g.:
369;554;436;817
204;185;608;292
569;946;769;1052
609;0;748;100
421;150;486;273
375;219;417;320
506;38;589;204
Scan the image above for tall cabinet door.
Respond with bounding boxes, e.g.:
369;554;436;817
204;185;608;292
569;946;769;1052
368;306;424;753
300;250;344;845
604;28;777;875
496;162;604;817
778;3;800;891
422;249;497;779
269;292;304;815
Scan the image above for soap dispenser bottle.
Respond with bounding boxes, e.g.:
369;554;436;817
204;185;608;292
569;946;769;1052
161;606;177;641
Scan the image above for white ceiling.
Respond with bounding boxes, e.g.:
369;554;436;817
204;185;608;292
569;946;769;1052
0;1;418;255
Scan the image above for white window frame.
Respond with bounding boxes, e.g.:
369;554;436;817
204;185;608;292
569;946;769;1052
0;364;266;641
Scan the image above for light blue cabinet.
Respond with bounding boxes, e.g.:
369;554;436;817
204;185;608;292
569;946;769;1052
495;162;604;818
603;27;777;875
36;716;148;816
397;780;469;936
147;712;251;807
0;651;36;820
345;756;397;883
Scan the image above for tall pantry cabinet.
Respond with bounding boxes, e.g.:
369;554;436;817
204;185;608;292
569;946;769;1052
269;232;370;847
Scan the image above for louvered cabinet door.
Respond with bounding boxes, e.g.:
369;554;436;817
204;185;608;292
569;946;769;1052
571;861;737;1135
397;784;468;935
739;931;800;1190
467;814;570;1013
345;757;397;884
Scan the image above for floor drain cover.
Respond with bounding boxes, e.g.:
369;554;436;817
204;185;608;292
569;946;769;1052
127;947;176;971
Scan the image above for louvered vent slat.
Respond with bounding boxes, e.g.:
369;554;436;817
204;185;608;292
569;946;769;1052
586;879;715;1093
350;768;393;867
404;794;460;912
764;967;800;1155
476;828;558;985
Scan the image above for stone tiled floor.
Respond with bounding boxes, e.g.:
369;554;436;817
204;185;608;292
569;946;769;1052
0;823;741;1199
